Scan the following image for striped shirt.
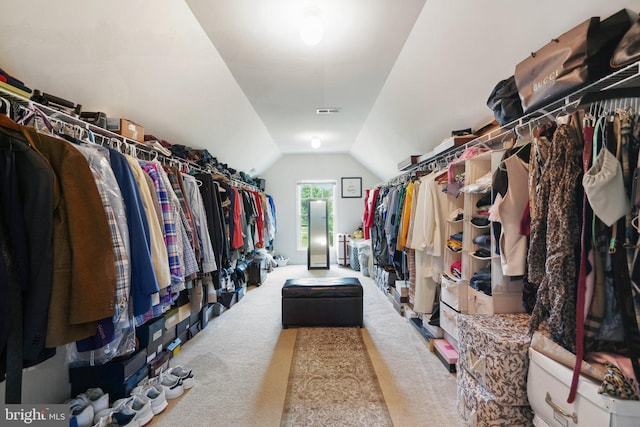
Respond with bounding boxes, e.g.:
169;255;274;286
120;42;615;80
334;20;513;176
141;161;184;288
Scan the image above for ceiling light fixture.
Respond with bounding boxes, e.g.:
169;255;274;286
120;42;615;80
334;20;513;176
300;9;323;46
316;107;341;115
311;137;322;149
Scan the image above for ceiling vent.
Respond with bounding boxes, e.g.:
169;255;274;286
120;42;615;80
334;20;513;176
316;108;341;115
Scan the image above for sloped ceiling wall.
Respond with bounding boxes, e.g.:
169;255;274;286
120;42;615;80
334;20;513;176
353;0;640;180
0;0;279;175
0;1;638;181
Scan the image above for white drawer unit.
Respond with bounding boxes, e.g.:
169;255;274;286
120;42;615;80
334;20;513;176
440;300;459;341
528;348;640;427
441;274;467;312
467;287;524;315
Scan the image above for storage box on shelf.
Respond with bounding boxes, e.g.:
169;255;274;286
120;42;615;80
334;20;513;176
106;117;144;142
528;348;640;427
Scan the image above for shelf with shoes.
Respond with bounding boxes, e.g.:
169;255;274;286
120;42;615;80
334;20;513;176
439;162;467;354
462;150;525;316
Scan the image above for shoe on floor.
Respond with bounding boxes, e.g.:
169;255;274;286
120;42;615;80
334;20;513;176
148;369;184;400
94;395;153;427
167;366;194;390
132;383;168;415
92;408;137;427
84;388;109;413
69;395;94;427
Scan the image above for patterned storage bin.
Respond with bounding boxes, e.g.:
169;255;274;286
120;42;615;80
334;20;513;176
457;367;533;427
349;243;360;271
457;313;532;406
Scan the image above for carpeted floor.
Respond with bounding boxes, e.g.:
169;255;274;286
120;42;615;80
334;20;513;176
281;327;393;427
150;264;462;427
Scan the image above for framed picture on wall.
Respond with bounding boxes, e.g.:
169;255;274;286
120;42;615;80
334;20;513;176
341;177;362;198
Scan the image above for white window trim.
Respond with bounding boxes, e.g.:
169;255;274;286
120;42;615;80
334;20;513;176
296;180;336;251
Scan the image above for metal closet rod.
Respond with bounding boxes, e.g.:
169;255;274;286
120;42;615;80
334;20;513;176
0;85;264;193
376;61;640;190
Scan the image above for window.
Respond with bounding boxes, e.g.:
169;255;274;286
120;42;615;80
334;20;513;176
297;181;336;250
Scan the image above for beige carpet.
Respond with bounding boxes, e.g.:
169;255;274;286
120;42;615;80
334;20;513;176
149;265;462;427
281;328;393;427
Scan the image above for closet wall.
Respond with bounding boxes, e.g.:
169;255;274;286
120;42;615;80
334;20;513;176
261;153;380;265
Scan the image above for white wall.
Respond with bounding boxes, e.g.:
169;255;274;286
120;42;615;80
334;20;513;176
261;153;381;265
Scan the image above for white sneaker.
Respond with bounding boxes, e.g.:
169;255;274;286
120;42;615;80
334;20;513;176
167;366;194;390
94;395;152;427
132;383;168;415
118;395;153;427
69;395;94;427
92;407;137;427
149;370;184;400
84;388;109;413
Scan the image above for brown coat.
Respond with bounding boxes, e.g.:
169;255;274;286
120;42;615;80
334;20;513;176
3;117;117;347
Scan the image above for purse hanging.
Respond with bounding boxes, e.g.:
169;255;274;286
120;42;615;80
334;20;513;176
514;9;631;113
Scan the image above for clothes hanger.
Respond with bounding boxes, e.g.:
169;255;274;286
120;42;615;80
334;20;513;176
577;87;640;109
0;97;11;117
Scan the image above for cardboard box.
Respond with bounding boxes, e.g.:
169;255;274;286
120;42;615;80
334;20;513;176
177;303;191;322
433;135;477;155
164;307;179;331
107;118;144;142
397;155;420;171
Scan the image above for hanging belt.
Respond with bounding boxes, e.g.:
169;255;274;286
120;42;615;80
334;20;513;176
568;124;594;403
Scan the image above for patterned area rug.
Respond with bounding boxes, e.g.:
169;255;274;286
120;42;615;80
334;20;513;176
281;327;393;427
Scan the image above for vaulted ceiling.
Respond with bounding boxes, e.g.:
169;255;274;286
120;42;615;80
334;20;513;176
0;0;637;180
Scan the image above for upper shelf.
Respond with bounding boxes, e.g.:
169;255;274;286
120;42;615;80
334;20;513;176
412;60;640;173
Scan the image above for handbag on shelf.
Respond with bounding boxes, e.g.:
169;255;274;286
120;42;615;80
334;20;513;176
486;75;524;126
514;9;631;113
611;14;640;69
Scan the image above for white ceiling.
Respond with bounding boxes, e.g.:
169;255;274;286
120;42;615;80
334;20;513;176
0;0;638;180
185;0;426;156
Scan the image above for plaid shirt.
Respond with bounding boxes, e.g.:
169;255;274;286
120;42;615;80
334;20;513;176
157;166;199;282
141;162;183;288
76;146;130;323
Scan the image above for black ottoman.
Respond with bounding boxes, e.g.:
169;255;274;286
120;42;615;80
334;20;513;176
281;277;363;328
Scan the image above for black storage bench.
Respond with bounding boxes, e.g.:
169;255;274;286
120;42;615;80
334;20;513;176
281;277;363;328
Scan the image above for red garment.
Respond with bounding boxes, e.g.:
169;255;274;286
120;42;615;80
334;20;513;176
231;187;244;249
362;189;371;239
363;187;380;239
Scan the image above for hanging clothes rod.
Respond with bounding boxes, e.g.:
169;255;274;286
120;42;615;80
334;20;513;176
0;85;265;193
